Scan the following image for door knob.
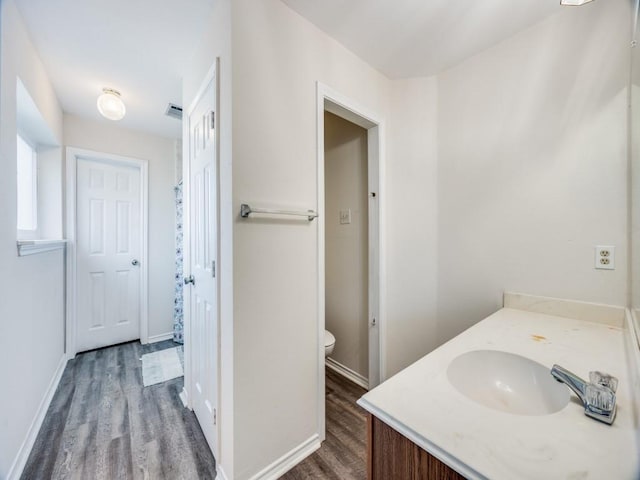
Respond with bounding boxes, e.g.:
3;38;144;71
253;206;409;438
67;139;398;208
184;275;195;285
131;259;139;266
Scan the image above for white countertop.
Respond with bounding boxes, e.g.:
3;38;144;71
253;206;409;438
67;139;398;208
358;305;640;479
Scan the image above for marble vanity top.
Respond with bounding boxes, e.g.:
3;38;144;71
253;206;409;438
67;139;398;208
358;294;640;480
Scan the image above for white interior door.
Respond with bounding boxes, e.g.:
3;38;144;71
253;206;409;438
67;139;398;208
76;158;141;352
187;72;218;454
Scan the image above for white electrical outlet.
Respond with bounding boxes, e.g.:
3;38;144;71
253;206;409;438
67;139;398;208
339;209;351;225
595;245;615;270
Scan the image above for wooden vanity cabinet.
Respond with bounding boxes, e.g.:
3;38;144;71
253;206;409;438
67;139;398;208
367;414;466;480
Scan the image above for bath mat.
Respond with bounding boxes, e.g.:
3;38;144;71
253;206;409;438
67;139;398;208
141;346;184;387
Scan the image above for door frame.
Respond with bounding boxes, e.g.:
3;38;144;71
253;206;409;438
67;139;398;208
316;82;386;440
182;59;221;459
65;147;149;358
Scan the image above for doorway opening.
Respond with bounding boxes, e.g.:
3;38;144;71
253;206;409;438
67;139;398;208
324;111;370;387
316;82;385;442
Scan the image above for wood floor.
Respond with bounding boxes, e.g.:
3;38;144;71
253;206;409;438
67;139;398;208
22;344;365;480
21;340;216;480
280;368;368;480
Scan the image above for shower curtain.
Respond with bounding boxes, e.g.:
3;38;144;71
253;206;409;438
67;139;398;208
173;182;184;343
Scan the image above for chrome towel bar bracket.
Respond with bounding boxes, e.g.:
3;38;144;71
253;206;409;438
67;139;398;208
240;203;317;221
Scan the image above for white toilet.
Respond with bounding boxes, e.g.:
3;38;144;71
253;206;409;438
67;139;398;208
324;330;336;357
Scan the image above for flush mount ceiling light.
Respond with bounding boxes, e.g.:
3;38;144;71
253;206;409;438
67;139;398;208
97;88;126;121
560;0;595;5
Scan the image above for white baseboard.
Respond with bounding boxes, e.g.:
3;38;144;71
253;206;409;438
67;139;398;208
216;465;230;480
248;434;321;480
147;332;174;344
179;387;189;408
325;357;369;390
7;354;68;480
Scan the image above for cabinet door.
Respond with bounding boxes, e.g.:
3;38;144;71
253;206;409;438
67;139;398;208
368;415;466;480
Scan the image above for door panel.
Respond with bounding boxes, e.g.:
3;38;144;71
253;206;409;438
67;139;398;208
89;272;105;328
116;201;131;253
187;72;219;456
76;159;141;352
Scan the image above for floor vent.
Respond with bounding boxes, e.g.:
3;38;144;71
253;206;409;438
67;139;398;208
165;103;183;120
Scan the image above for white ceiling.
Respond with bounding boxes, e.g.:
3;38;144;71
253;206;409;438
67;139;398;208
16;0;215;139
281;0;563;78
16;0;567;138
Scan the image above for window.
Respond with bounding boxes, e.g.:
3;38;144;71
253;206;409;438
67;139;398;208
15;77;65;255
16;134;37;234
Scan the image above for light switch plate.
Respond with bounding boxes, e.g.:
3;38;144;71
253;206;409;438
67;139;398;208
339;209;351;225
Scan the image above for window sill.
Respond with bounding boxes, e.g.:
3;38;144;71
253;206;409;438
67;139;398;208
17;239;67;256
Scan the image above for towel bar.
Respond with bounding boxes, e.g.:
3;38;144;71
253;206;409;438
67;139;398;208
240;203;317;221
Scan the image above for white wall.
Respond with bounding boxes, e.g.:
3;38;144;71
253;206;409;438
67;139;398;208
63;113;177;339
228;1;451;476
386;77;439;377
38;147;64;239
0;1;65;477
437;0;630;343
231;0;393;477
324;111;369;378
631;25;640;312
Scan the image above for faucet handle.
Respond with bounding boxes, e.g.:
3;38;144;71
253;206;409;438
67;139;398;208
589;371;618;393
584;383;617;424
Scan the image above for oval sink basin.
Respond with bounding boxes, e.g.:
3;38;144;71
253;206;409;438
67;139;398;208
446;350;570;416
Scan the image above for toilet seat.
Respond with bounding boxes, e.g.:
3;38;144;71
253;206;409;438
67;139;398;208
324;330;336;357
324;330;335;348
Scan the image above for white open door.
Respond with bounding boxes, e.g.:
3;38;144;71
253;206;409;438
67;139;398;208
75;158;143;352
185;67;219;456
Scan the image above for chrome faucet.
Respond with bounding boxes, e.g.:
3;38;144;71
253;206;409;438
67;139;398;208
550;364;618;425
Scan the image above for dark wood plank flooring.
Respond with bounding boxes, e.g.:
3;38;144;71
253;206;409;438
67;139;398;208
280;368;368;480
21;340;216;480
